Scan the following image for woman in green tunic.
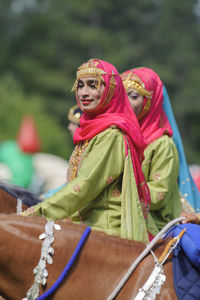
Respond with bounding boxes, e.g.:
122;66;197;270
121;68;182;231
22;59;157;242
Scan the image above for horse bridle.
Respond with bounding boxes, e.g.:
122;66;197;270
106;217;185;300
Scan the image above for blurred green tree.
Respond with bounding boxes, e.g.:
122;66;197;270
0;75;73;159
0;0;199;163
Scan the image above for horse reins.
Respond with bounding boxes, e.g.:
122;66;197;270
106;217;185;300
134;228;187;300
23;217;185;299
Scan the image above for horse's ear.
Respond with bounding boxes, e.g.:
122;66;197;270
17;115;41;153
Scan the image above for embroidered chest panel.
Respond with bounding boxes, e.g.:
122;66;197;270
67;140;89;182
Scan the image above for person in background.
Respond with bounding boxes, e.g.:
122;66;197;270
121;68;182;231
42;105;83;199
21;58;158;243
67;104;82;137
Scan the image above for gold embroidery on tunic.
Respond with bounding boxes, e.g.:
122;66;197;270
73;184;81;192
112;189;120;197
68;140;89;182
153;173;161;180
157;192;164;201
107;176;114;184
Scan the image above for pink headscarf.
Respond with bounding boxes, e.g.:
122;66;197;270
73;59;151;218
121;67;173;145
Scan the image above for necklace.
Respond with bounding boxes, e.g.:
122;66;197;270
68;140;89;181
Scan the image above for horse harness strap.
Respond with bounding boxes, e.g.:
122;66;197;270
23;222;91;300
134;228;186;300
106;217;185;300
23;221;59;300
158;228;186;264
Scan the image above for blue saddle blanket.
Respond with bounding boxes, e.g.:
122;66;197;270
173;245;200;300
166;223;200;300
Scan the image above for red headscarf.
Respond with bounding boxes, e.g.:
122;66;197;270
121;67;173;145
72;59;151;218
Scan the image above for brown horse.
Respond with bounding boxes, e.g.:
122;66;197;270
0;214;177;300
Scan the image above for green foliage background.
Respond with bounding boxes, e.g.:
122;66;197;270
0;0;200;163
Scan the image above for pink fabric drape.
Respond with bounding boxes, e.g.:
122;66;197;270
122;67;173;145
73;59;151;218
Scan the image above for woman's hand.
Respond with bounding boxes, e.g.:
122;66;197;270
180;211;200;224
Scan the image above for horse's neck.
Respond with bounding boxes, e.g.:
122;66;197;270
88;231;147;268
0;215;175;300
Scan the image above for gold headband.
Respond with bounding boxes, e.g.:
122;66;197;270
71;60;107;92
121;72;152;99
71;59;117;110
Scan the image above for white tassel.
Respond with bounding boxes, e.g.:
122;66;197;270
134;263;166;300
16;198;22;213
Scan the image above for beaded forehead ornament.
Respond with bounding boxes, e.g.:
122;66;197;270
121;72;152;99
71;59;109;92
71;59;116;109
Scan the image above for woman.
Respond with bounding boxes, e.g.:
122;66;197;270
121;68;182;231
22;59;157;242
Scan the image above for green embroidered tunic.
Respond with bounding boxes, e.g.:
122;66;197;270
26;128;157;242
142;135;182;230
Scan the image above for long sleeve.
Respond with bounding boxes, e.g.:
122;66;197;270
142;135;182;230
23;128;125;221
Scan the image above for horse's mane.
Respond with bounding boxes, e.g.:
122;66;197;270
0;181;41;207
2;213;147;251
52;218;148;249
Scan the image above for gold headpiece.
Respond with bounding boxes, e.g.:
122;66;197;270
71;59;107;92
121;72;152;99
71;59;117;110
